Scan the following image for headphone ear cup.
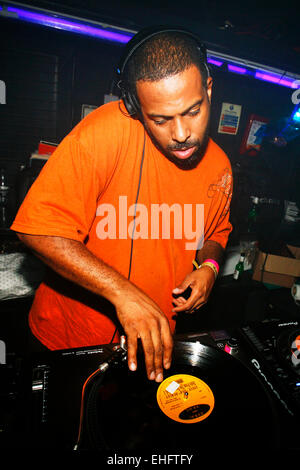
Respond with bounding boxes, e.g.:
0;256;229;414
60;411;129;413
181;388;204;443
121;87;140;117
122;90;137;115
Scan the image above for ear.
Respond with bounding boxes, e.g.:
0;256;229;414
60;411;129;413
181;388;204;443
206;76;213;103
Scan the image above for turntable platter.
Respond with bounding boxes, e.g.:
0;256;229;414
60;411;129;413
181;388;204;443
78;341;278;452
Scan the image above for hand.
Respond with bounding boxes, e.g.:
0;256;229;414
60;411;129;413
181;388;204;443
114;284;173;382
14;233;172;380
172;266;215;313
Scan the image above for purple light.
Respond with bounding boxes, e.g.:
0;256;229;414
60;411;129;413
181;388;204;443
6;6;133;43
3;5;300;91
227;64;247;74
207;58;223;67
255;71;299;89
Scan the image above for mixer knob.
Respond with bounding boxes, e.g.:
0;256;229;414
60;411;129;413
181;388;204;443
224;337;239;355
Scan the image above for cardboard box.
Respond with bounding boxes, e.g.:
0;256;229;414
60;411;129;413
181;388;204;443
252;245;300;288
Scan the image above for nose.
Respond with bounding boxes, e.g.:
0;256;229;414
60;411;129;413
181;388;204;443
171;116;191;143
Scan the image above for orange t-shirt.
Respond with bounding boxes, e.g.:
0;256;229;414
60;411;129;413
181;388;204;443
11;101;233;350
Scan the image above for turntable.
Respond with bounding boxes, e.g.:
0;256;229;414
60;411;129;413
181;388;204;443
26;322;297;456
239;319;300;419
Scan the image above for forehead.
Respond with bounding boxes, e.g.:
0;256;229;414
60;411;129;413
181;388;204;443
136;65;205;116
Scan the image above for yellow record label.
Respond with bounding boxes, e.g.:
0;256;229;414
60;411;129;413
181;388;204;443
156;374;214;423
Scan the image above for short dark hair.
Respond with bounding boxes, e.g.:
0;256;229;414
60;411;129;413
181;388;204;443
123;31;209;101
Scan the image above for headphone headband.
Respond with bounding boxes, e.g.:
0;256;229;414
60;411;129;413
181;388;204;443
117;26;209;117
117;26;207;77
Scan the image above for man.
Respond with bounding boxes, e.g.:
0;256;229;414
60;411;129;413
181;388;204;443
11;27;233;383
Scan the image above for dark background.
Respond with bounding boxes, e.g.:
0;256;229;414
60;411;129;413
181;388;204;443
0;3;300;450
1;0;300;243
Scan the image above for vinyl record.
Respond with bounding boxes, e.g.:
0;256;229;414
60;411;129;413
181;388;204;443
156;373;215;424
79;341;279;452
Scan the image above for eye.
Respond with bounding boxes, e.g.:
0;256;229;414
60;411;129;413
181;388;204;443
188;108;200;117
153;119;166;126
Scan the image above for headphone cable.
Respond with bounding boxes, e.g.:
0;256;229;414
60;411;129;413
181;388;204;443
110;130;146;343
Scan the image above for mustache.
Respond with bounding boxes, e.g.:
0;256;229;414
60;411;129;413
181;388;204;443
167;140;200;151
168;133;209;170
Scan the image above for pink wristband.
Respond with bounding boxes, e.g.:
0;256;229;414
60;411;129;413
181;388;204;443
203;259;219;273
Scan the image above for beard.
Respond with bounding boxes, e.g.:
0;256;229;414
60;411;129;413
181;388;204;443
166;133;209;170
143;122;210;170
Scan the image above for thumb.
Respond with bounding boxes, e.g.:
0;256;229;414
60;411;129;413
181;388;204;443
172;278;191;294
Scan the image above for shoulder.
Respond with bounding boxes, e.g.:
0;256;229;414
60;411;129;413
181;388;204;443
55;101;144;176
69;100;142;146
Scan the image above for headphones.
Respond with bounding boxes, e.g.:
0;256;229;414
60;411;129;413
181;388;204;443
116;25;209;116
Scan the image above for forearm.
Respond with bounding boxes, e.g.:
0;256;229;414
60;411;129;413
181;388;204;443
17;232;173;381
16;233;130;307
196;240;224;266
172;240;224;313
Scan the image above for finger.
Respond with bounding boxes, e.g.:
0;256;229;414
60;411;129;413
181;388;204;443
126;334;138;372
161;321;173;371
191;300;207;312
188;296;208;312
172;287;184;295
172;279;190;295
150;318;173;382
139;329;157;381
172;289;201;312
151;329;164;383
172;296;187;306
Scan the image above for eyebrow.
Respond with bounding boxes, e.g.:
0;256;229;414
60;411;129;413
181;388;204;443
147;99;204;120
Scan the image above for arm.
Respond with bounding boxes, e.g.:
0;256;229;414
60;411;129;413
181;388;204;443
17;233;173;382
172;163;233;313
172;240;224;313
